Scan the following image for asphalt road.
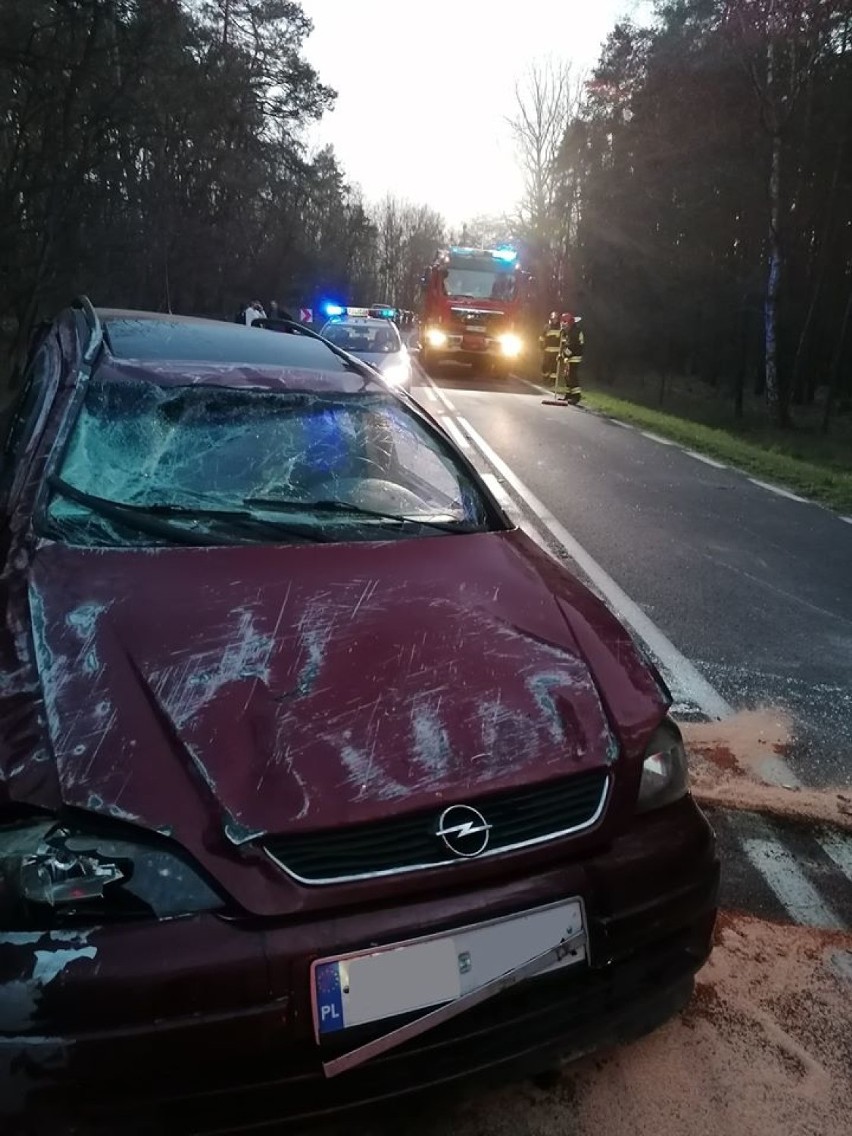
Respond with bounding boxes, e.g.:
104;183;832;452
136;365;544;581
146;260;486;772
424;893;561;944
412;363;852;792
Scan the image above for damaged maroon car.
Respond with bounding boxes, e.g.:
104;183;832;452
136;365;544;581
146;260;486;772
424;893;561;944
0;300;719;1133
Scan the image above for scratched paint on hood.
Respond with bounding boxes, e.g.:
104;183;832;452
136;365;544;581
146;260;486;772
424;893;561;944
21;526;665;919
149;606;279;732
66;601;110;676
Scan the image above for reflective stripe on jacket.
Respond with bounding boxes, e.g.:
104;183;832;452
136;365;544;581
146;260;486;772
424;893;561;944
540;327;561;352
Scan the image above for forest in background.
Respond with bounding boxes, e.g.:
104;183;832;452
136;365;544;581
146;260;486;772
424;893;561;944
3;0;851;440
500;0;852;434
0;0;443;385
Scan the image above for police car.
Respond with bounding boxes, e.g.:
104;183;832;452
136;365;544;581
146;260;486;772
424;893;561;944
320;307;412;391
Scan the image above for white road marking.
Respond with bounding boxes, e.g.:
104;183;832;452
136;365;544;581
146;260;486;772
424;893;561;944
438;415;471;451
480;472;541;542
428;382;456;412
480;472;513;509
752;754;803;790
819;832;852;880
685;450;727;469
639;430;677;446
742;819;846;929
432;380;848;924
454;414;734;721
422;386;438;403
841;516;852;525
748;478;809;503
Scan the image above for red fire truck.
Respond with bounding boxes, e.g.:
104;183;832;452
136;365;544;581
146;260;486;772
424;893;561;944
418;246;532;377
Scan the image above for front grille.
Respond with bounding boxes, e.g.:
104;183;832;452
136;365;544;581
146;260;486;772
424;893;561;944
449;307;506;330
263;769;609;885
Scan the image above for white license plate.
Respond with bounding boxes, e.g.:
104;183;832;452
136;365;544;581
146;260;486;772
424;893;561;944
311;899;585;1037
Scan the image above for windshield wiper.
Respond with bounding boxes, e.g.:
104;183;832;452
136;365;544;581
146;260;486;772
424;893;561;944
47;477;330;543
244;496;476;534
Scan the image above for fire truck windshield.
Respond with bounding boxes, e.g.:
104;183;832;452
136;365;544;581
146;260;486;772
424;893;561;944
442;267;517;301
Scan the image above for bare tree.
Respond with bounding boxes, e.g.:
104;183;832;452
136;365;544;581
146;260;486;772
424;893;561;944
371;196;445;308
508;59;584;307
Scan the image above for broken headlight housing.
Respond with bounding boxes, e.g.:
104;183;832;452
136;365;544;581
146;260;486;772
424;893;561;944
0;819;225;928
636;718;690;812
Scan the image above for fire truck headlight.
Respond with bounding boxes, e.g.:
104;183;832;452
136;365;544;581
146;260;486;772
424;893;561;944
425;328;447;348
498;333;523;358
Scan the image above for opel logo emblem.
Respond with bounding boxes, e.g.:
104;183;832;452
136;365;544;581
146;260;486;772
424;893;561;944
436;804;492;858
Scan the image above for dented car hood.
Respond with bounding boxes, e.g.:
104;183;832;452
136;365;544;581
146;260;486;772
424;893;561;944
2;529;668;911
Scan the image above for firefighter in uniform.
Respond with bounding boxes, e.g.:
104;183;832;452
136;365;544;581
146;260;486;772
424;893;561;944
559;312;584;404
539;312;562;385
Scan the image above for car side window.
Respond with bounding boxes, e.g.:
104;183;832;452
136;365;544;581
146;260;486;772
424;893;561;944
0;340;55;506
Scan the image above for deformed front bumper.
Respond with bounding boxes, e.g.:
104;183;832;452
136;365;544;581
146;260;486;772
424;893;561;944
0;799;719;1134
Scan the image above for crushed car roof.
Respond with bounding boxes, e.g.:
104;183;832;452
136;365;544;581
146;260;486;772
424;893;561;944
94;311;388;395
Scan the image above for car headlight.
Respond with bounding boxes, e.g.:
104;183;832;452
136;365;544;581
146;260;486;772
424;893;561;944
498;333;522;358
0;820;225;927
381;362;410;386
425;328;447;348
636;718;690;812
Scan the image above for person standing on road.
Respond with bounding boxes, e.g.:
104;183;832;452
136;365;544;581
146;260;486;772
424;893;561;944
539;312;562;386
559;313;584;404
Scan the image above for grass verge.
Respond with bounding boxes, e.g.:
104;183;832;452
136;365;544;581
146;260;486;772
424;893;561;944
580;389;852;513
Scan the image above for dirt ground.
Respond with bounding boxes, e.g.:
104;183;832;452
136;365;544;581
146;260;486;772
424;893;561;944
353;912;852;1136
336;709;852;1136
682;709;852;830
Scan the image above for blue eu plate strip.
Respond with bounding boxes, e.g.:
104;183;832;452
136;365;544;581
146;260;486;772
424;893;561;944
315;962;345;1033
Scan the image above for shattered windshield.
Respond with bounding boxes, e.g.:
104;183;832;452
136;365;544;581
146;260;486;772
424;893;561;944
43;379;488;548
104;317;354;371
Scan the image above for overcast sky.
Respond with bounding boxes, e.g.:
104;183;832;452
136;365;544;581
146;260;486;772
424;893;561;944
298;1;652;225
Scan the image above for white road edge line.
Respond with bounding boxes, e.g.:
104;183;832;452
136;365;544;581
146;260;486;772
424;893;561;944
742;820;846;929
422;386;438;403
639;430;677;446
479;472;512;509
841;516;852;525
819;832;852;880
480;472;541;543
438;415;471;451
685;450;727;469
428;382;456;413
749;477;809;503
453;413;734;721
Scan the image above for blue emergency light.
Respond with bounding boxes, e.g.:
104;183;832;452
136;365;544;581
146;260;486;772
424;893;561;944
323;302;345;317
492;248;518;263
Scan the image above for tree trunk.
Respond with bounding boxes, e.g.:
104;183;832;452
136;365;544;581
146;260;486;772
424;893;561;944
822;284;852;434
790;136;845;405
763;40;787;427
764;127;785;424
733;305;750;418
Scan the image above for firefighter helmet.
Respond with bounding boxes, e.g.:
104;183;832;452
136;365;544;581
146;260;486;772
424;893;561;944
560;312;574;326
